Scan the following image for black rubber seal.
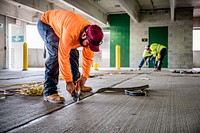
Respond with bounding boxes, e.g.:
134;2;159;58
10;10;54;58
125;90;146;96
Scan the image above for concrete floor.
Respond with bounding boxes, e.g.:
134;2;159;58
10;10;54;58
0;68;200;133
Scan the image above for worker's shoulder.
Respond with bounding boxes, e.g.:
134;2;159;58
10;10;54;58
150;43;157;48
45;9;70;13
44;9;79;18
157;43;167;48
151;43;157;46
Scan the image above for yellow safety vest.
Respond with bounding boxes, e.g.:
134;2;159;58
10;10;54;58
142;49;152;58
150;43;166;58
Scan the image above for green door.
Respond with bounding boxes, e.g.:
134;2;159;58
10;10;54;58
149;26;168;68
108;14;130;67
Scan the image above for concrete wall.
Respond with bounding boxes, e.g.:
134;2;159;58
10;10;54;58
193;51;200;68
0;14;16;69
28;49;46;67
0;15;5;69
193;17;200;27
130;8;193;69
93;31;110;68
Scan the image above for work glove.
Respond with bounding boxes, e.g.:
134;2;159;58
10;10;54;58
66;81;75;94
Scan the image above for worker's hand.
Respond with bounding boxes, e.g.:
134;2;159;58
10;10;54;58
66;82;75;94
76;76;87;88
156;56;160;62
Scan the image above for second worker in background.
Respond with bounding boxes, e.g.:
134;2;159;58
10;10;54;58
150;43;167;71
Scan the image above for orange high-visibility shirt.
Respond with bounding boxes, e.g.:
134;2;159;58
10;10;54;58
41;10;94;82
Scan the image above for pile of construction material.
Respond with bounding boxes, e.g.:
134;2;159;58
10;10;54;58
171;70;200;74
18;82;44;96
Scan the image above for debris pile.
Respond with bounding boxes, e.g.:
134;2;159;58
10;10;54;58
18;82;44;96
171;70;200;74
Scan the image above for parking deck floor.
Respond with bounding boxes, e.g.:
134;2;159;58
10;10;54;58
0;68;200;133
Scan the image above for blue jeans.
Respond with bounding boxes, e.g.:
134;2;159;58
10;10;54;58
138;56;152;69
37;20;80;96
152;57;157;69
157;48;167;70
152;48;167;70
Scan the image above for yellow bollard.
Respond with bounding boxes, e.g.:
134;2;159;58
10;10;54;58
116;45;120;69
23;42;28;71
93;63;98;70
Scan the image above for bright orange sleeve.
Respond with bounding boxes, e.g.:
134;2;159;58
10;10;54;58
82;47;94;78
58;32;73;82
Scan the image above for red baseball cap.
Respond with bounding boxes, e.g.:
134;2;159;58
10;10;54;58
86;25;104;52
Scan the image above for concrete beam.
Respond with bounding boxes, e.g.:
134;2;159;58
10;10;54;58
0;0;41;24
116;0;141;23
170;0;175;21
48;0;108;26
3;0;107;26
6;0;62;12
1;0;63;23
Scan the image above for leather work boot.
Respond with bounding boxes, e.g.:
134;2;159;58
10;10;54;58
81;86;92;92
44;94;65;104
153;69;161;72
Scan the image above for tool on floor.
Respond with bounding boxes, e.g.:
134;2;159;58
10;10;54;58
72;81;81;102
125;89;146;96
96;84;149;96
71;85;149;103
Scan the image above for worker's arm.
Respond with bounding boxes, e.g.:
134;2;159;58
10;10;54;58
150;50;157;57
157;53;161;60
58;41;73;82
143;50;152;58
76;76;87;88
59;31;75;94
81;47;94;79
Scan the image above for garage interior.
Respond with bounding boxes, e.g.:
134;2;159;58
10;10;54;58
0;0;200;132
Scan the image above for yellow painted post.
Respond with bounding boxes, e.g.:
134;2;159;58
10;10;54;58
116;45;120;69
93;63;98;70
23;42;28;71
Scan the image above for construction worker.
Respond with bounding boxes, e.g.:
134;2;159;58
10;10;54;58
150;43;167;71
138;44;152;70
37;10;104;103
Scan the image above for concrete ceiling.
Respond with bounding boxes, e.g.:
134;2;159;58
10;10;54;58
0;0;200;26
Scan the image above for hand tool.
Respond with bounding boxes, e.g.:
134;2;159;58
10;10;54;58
72;82;81;102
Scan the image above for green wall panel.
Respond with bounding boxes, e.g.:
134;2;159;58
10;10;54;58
149;26;168;68
108;14;130;67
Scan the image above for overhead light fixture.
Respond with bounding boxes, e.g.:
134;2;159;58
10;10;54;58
115;5;120;8
94;0;100;3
